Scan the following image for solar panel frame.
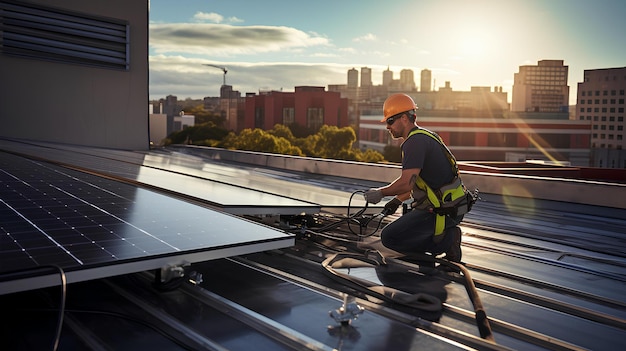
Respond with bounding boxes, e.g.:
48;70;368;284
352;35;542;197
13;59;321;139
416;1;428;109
0;151;294;295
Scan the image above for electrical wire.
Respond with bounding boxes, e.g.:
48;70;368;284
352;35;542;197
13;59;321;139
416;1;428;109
288;190;388;238
344;190;384;237
52;265;66;351
0;265;67;351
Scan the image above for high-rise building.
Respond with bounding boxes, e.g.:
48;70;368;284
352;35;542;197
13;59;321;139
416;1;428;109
421;69;432;92
347;68;359;88
399;69;416;91
359;67;372;101
576;67;626;168
360;67;372;87
382;67;393;86
346;68;359;101
161;95;182;135
512;60;569;113
219;85;244;132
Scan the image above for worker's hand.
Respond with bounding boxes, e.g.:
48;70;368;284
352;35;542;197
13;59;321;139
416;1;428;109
382;198;402;216
364;188;383;204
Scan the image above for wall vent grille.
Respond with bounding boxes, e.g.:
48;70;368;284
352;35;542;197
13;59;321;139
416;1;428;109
0;0;129;70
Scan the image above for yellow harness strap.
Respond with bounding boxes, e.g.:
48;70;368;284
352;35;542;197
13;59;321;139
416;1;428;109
414;176;446;235
407;128;464;236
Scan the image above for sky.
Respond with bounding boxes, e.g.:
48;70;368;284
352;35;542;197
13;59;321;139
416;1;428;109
148;0;626;105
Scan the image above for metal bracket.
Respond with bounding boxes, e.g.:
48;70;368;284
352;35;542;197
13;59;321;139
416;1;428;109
159;263;188;283
329;294;364;326
154;262;203;290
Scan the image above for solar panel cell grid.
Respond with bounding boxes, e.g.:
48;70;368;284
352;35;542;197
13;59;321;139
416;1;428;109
0;152;292;281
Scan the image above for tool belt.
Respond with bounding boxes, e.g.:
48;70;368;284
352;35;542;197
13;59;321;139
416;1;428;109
411;176;477;236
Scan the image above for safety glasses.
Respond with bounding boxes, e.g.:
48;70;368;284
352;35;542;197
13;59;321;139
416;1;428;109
386;112;404;125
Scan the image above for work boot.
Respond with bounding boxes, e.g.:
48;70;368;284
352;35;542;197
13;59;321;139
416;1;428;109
444;227;462;263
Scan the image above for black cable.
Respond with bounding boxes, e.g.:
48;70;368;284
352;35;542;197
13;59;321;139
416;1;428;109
0;265;67;351
285;190;389;239
345;190;377;237
326;190;386;237
290;190;386;243
52;265;66;351
346;190;368;219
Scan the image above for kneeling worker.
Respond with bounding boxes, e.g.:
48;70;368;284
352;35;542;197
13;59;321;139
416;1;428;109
364;93;475;263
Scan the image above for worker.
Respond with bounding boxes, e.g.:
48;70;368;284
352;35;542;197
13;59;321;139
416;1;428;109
364;93;474;263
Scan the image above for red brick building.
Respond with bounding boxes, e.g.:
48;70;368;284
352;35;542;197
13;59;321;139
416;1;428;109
244;86;349;131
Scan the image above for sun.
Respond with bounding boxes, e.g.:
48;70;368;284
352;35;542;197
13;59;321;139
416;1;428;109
457;29;490;60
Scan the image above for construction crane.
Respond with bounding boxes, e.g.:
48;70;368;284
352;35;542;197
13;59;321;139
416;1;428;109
203;64;228;86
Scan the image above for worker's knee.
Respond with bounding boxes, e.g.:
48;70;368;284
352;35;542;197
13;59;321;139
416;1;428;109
380;228;397;250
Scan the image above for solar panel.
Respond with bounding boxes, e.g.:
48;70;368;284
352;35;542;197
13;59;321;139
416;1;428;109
0;139;321;215
0;152;294;295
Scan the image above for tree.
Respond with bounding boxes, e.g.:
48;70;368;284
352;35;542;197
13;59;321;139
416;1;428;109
316;125;357;159
356;148;385;163
220;128;303;156
383;144;402;163
287;122;316;138
186;105;226;127
293;133;321;156
168;123;385;163
268;124;296;143
165;122;228;146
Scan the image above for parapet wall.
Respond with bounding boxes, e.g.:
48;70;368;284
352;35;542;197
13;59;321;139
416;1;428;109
171;145;626;211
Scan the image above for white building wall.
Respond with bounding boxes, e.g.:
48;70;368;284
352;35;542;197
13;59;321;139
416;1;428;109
149;114;167;146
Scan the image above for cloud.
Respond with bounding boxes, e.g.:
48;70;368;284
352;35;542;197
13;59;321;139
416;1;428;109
227;16;244;23
353;33;377;42
311;52;340;58
150;23;330;56
193;12;223;23
192;12;244;24
148;55;354;100
338;47;356;54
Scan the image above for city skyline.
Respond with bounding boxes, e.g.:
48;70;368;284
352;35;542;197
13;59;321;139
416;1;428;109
149;0;626;105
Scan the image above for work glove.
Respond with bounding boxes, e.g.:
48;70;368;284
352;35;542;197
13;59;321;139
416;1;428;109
364;188;383;204
382;197;402;216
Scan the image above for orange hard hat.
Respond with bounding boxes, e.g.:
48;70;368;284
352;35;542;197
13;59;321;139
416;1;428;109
381;93;418;122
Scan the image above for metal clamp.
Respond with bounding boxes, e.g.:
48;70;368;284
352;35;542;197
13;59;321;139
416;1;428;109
329;294;364;326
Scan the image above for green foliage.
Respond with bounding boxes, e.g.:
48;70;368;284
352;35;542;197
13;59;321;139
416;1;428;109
169;123;386;163
220;128;304;156
290;125;358;159
383;144;402;163
165;123;229;146
356;148;386;163
287;122;316;138
268;124;296;143
316;125;356;159
293;134;321;156
185;105;226;127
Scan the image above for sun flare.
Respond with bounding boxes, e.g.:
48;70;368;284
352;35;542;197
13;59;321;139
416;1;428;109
456;29;491;60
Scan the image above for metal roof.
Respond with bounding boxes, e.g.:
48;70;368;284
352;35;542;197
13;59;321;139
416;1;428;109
1;138;625;351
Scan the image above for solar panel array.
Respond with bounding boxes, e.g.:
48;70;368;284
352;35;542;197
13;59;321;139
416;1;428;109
0;151;293;294
0;139;323;215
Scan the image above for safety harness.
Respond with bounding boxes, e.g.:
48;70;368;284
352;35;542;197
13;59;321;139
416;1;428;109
405;128;476;237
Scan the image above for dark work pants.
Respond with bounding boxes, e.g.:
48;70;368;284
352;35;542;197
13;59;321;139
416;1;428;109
380;209;463;255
